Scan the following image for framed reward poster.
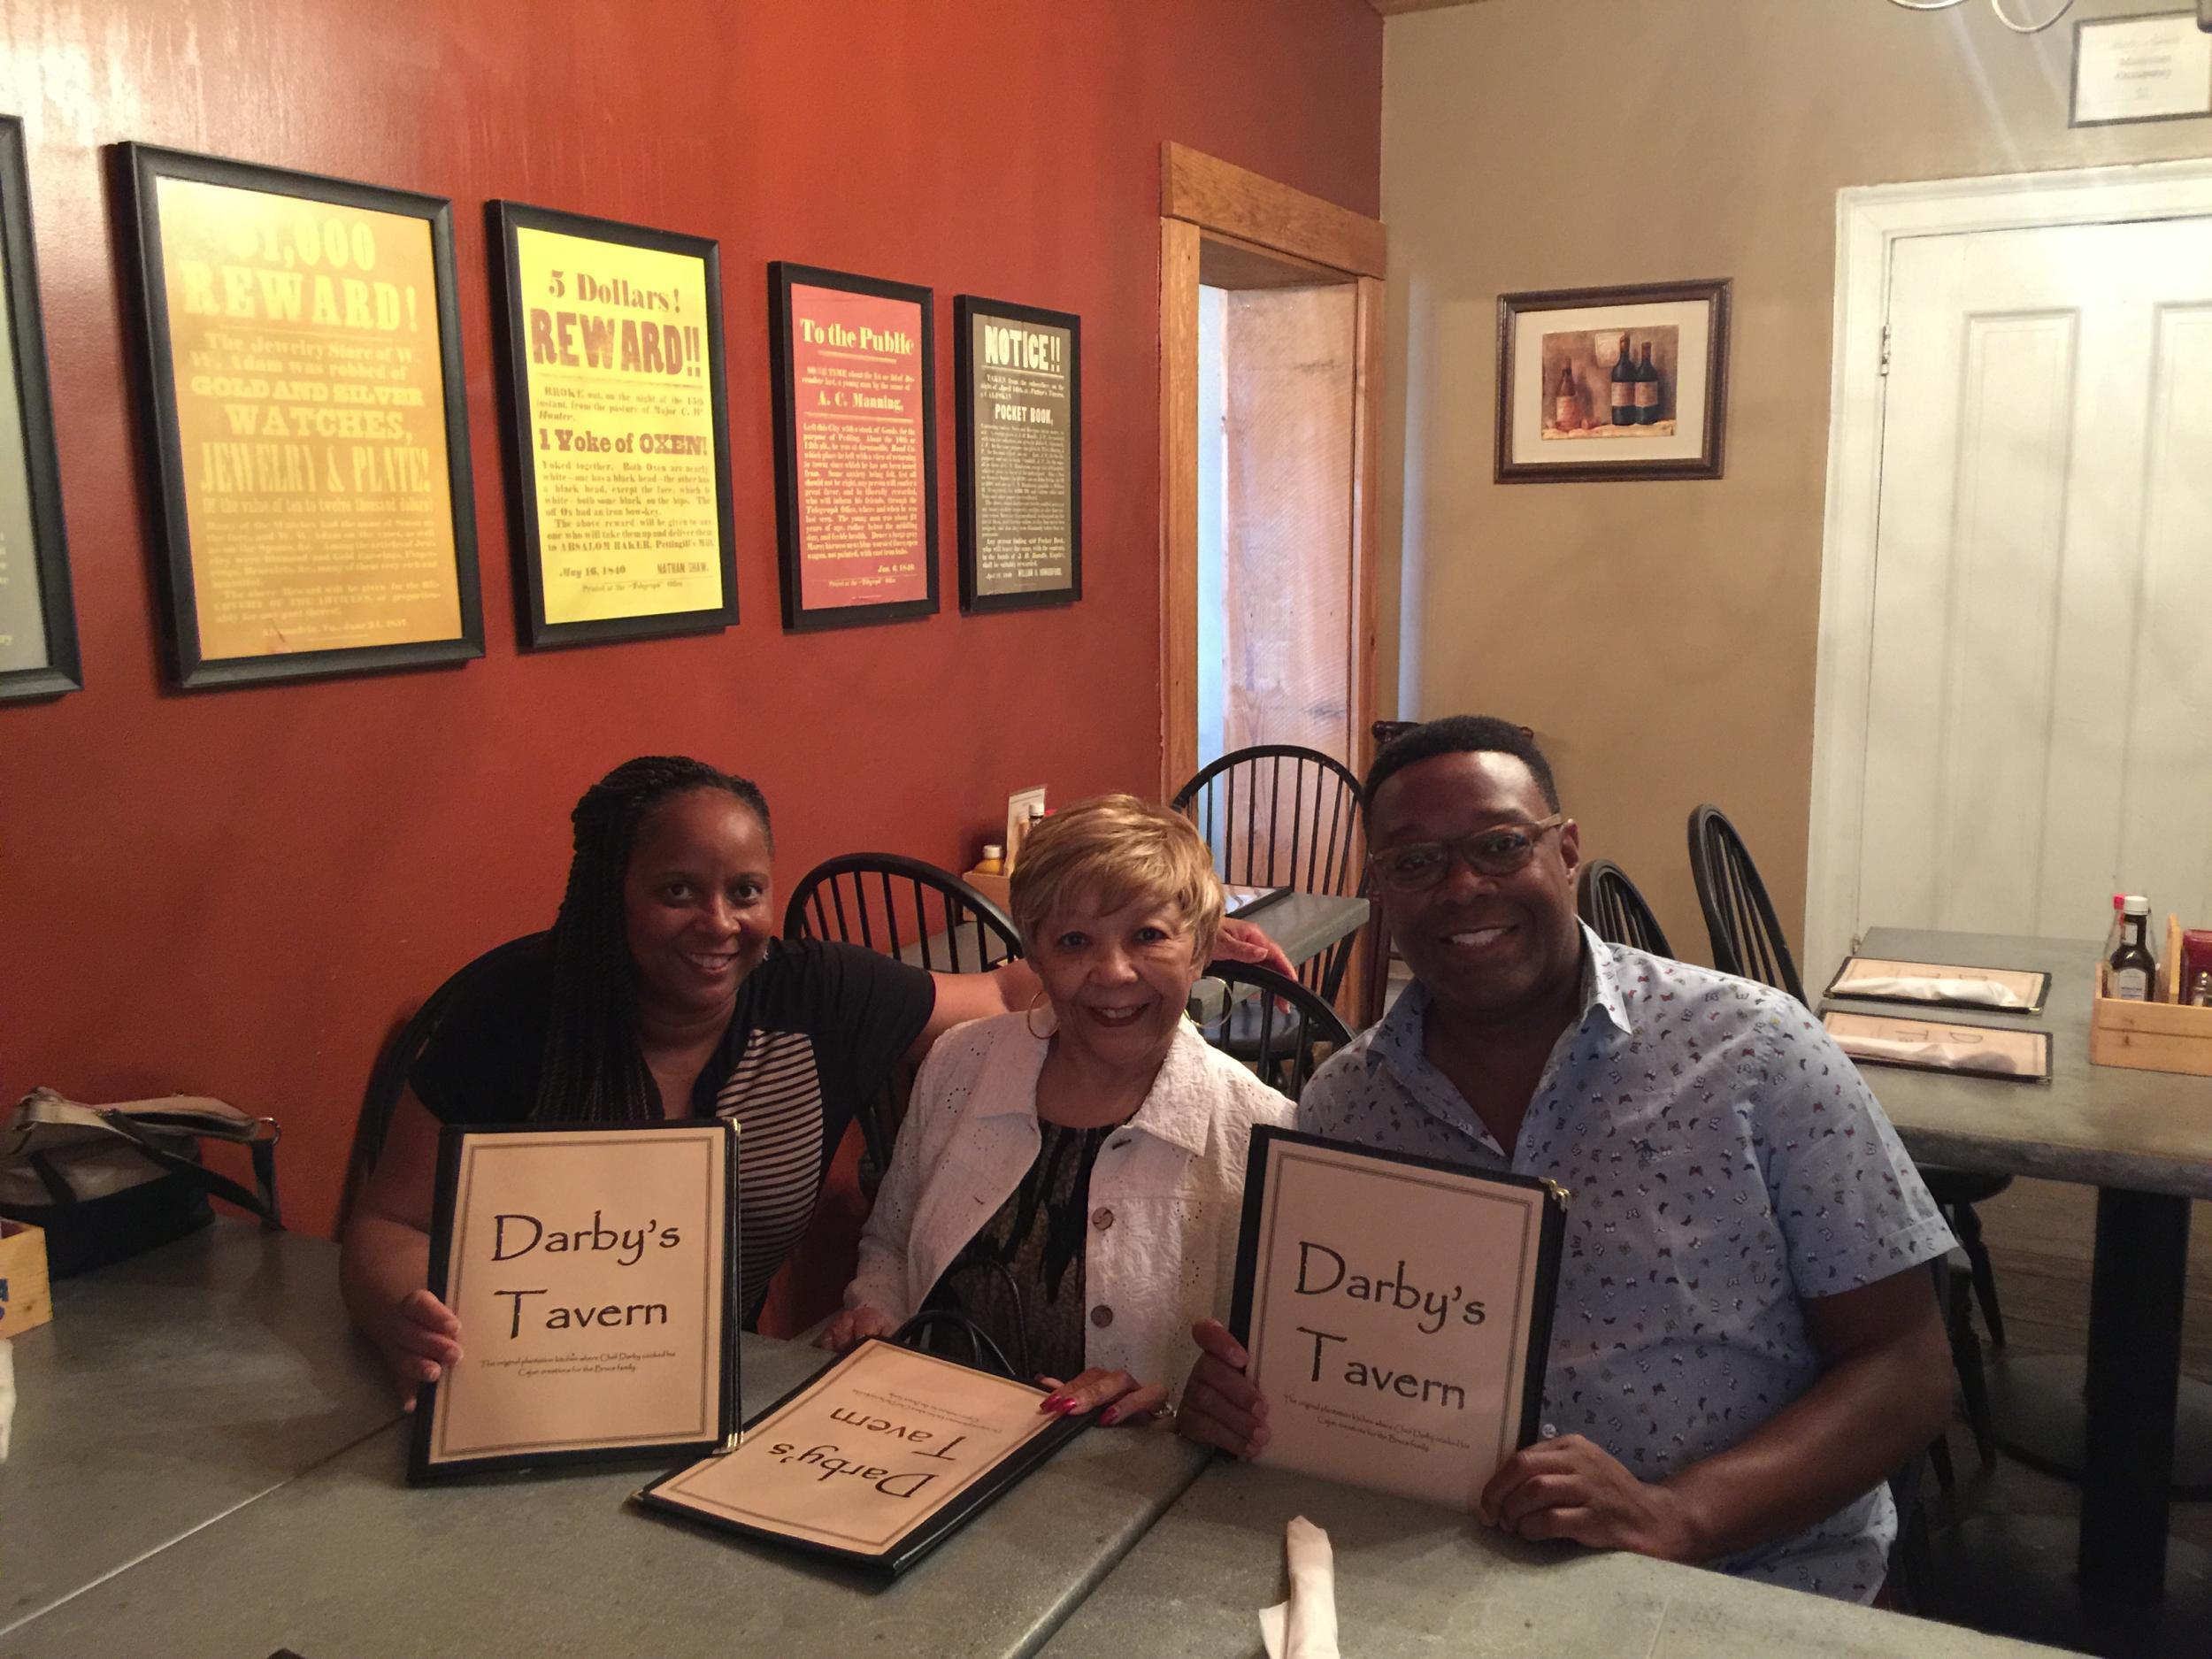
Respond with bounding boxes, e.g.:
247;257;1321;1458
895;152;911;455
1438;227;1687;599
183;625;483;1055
0;117;79;703
768;262;938;631
410;1120;740;1482
954;296;1080;614
639;1338;1088;1576
119;145;481;688
1495;280;1730;483
1230;1127;1566;1512
490;202;736;649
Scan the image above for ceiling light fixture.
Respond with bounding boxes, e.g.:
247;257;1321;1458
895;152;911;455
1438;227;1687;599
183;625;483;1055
1885;0;2077;34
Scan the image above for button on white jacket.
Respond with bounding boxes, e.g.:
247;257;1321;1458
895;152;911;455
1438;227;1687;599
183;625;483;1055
846;1012;1292;1394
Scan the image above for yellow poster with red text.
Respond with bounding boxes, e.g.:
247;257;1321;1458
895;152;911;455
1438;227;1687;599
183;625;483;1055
157;175;460;660
512;227;721;626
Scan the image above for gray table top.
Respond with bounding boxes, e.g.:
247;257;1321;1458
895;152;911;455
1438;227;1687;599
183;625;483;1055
1237;890;1369;969
1825;929;2212;1199
1036;1461;2059;1659
0;1222;400;1635
4;1330;1210;1659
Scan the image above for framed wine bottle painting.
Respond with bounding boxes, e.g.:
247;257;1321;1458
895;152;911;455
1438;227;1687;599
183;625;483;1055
1495;280;1730;483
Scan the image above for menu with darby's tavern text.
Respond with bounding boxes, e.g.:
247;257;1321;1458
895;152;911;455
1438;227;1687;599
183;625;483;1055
1231;1127;1566;1512
639;1340;1088;1575
411;1120;740;1481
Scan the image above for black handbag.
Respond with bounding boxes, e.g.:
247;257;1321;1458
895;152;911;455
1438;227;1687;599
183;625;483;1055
0;1089;281;1277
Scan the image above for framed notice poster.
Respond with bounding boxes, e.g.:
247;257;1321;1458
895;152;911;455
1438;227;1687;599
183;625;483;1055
640;1339;1088;1576
768;262;938;631
954;296;1080;614
119;145;482;689
410;1119;741;1482
490;203;736;649
0;117;79;703
1230;1127;1566;1512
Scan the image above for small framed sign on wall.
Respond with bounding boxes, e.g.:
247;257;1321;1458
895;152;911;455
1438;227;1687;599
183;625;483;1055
2072;11;2212;127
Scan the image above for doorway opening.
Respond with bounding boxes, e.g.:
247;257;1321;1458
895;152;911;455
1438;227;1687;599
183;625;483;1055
1158;144;1386;800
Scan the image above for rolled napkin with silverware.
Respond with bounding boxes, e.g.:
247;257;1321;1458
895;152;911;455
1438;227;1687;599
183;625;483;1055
1837;975;2028;1010
1832;1033;2019;1074
1258;1515;1340;1659
0;1337;14;1462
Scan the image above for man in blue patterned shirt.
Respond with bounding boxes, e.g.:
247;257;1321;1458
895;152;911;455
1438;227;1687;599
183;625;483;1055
1178;717;1955;1602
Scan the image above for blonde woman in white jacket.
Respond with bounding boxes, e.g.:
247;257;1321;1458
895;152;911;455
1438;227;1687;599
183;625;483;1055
823;795;1291;1425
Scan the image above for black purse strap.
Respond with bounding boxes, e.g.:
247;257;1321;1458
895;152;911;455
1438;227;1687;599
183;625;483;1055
890;1310;1019;1381
92;1110;282;1230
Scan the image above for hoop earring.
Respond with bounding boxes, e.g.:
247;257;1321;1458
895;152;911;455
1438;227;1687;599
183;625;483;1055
1025;987;1057;1041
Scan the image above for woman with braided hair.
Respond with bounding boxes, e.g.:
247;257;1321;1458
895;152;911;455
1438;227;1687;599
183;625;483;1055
341;755;1293;1402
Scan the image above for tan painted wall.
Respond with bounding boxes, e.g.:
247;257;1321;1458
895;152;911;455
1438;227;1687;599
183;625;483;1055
1379;0;2211;965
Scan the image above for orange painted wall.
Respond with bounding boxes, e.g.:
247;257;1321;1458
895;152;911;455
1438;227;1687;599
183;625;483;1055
0;0;1382;1240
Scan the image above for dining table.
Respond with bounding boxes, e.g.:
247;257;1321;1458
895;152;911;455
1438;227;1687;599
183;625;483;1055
1035;1458;2062;1658
1823;926;2212;1658
0;1220;400;1635
0;1221;1212;1659
7;1217;2075;1659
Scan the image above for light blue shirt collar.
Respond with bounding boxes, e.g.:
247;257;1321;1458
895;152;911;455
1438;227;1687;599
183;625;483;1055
1370;923;1632;1154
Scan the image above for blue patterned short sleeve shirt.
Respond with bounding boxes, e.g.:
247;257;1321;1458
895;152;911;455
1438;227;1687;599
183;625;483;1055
1296;927;1955;1601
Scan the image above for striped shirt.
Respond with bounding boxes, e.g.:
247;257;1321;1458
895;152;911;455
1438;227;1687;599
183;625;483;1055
411;935;936;1324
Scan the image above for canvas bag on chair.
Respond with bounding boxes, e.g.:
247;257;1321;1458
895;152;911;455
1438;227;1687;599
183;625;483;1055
0;1088;281;1277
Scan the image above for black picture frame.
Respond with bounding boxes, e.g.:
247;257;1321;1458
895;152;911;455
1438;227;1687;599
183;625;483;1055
0;116;80;703
117;143;482;689
767;261;939;632
488;202;737;650
953;295;1081;615
1494;278;1731;485
410;1118;742;1483
636;1337;1091;1576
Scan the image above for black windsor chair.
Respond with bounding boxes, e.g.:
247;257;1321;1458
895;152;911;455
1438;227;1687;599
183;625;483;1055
1171;744;1366;1007
1686;803;2004;1479
782;853;1022;1169
1576;858;1675;958
339;931;549;1232
1189;958;1355;1102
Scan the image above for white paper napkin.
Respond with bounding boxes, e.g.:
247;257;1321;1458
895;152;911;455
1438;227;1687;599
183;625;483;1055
1834;1033;2019;1074
1258;1515;1340;1659
1840;974;2028;1010
0;1337;15;1463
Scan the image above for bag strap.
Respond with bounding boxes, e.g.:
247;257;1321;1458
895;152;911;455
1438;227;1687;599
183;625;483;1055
890;1310;1018;1381
92;1110;282;1231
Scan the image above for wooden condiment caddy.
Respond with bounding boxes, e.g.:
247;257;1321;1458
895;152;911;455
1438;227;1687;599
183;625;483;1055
961;867;1012;913
2089;915;2212;1079
0;1217;52;1337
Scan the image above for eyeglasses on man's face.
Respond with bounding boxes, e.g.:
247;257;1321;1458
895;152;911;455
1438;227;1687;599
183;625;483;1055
1365;814;1566;893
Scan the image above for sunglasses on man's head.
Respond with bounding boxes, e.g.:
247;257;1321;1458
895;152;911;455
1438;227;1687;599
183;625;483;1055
1365;815;1565;893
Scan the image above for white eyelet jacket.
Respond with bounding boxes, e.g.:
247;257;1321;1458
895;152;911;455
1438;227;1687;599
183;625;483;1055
845;1012;1293;1394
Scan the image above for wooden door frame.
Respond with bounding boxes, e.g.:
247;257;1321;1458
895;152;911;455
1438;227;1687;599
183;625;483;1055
1806;158;2212;979
1158;142;1387;799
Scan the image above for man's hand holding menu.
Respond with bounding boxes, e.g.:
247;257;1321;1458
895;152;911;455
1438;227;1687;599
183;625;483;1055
1183;1128;1566;1517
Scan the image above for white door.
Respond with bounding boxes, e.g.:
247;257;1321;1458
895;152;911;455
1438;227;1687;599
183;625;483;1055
1852;216;2212;950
